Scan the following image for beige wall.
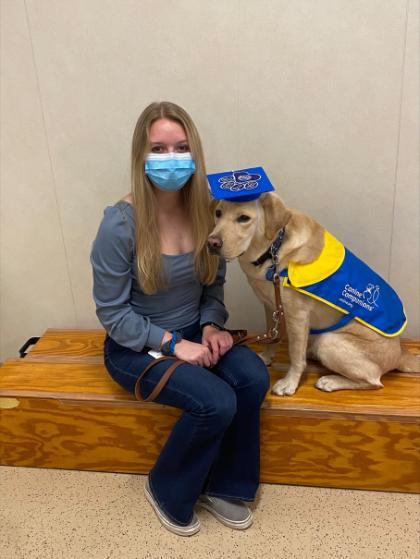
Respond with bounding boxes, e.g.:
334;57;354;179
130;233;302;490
1;0;419;361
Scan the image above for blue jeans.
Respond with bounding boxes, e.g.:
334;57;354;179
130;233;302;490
104;321;270;525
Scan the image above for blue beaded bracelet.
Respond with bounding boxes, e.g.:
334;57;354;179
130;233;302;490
169;331;178;355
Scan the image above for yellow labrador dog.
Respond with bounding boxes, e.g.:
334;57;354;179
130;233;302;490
208;192;418;395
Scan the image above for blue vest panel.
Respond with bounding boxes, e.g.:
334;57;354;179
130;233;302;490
281;232;407;337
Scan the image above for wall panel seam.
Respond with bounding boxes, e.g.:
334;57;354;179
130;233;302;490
23;0;78;325
387;0;410;281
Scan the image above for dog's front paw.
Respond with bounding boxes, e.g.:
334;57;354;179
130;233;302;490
272;377;298;396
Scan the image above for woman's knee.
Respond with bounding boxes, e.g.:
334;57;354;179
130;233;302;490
146;362;238;429
243;365;270;405
197;385;237;430
252;364;271;398
218;346;270;397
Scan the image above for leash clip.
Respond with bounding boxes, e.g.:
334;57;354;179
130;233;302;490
270;309;280;338
272;271;281;284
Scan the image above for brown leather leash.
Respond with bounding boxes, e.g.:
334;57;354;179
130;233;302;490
134;356;184;402
134;273;286;403
231;274;286;346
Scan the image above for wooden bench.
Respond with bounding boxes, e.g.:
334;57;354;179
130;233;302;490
0;329;419;493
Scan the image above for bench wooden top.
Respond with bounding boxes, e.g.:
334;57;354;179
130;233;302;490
1;329;419;420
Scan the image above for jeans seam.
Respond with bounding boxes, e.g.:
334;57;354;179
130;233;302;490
213;365;238;387
213;365;265;393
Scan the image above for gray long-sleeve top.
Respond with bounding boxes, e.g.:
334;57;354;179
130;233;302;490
90;201;228;352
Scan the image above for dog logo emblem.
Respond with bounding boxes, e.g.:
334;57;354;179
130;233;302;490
363;283;380;307
219;171;261;192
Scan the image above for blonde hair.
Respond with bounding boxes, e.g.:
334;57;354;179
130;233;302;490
130;101;219;294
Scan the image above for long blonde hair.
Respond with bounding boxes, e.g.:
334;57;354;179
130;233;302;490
130;101;219;294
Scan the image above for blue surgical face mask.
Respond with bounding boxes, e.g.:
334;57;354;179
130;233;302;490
144;153;196;191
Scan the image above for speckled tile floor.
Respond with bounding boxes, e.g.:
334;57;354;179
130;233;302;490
0;466;418;559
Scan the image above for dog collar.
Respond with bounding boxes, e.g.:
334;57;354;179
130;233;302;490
252;227;286;268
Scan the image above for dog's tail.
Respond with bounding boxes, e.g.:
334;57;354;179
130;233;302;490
396;350;420;373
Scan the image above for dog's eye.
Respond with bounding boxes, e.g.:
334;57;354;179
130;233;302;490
237;215;251;223
215;209;222;218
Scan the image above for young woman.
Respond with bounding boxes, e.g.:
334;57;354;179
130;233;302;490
90;101;270;536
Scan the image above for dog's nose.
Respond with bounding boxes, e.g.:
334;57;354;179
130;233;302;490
207;235;223;253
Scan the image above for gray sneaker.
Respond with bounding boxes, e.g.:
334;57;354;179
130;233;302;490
198;494;253;529
144;478;200;536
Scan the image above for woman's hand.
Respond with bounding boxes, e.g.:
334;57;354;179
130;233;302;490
173;339;214;368
202;325;233;366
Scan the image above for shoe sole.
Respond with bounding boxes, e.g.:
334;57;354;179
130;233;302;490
198;501;253;530
144;481;200;536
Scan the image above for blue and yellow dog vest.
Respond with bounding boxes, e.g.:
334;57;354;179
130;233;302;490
279;231;407;337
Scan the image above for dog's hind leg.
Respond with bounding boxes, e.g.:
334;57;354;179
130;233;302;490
313;334;384;392
397;350;420;372
316;372;383;392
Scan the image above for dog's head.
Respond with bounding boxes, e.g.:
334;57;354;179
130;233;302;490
207;192;291;260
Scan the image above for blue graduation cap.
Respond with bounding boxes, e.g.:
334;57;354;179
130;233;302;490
207;166;275;202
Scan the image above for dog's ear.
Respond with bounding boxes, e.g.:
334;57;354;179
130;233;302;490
283;211;325;264
259;193;291;240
